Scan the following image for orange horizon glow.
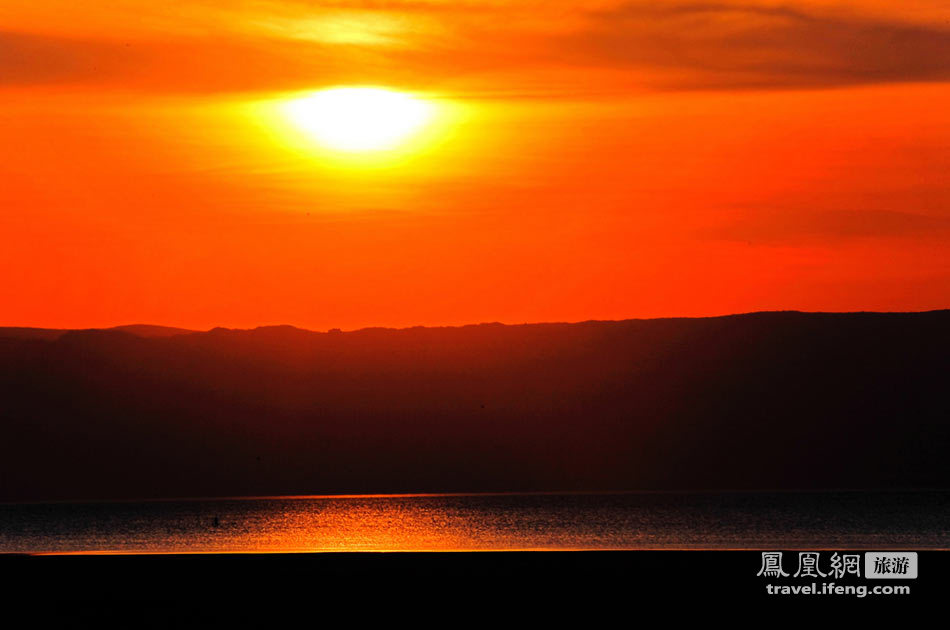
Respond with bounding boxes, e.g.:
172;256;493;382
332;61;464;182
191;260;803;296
1;1;948;331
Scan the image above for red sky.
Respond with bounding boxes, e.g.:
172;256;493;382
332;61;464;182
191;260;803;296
2;1;949;330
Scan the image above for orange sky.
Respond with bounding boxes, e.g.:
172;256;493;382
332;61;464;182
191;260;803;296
2;1;949;330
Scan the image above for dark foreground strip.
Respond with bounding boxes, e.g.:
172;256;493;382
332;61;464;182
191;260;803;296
1;550;945;608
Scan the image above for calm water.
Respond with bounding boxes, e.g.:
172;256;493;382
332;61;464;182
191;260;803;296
1;491;948;553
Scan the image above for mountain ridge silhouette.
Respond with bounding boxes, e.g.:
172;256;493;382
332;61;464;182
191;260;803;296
5;309;947;341
1;310;947;501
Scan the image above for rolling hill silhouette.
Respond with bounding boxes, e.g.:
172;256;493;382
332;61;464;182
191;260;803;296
0;324;194;341
0;311;947;501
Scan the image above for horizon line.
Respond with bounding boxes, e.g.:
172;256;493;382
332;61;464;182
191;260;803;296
1;307;949;336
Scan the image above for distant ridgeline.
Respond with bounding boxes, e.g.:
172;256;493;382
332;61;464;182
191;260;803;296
0;311;947;501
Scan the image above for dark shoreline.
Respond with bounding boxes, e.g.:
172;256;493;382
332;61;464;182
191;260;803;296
5;550;944;605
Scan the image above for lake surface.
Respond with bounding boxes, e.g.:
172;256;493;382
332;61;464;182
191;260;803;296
2;491;948;553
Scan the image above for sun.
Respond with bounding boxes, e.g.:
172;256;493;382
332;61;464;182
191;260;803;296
282;87;435;153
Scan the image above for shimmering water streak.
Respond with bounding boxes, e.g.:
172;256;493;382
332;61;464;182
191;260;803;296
1;491;948;554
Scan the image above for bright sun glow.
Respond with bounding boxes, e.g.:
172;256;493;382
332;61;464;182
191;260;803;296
283;87;435;152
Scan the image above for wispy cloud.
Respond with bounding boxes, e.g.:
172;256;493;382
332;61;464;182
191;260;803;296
0;30;384;93
562;2;950;89
0;31;137;86
710;208;950;245
3;1;950;94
